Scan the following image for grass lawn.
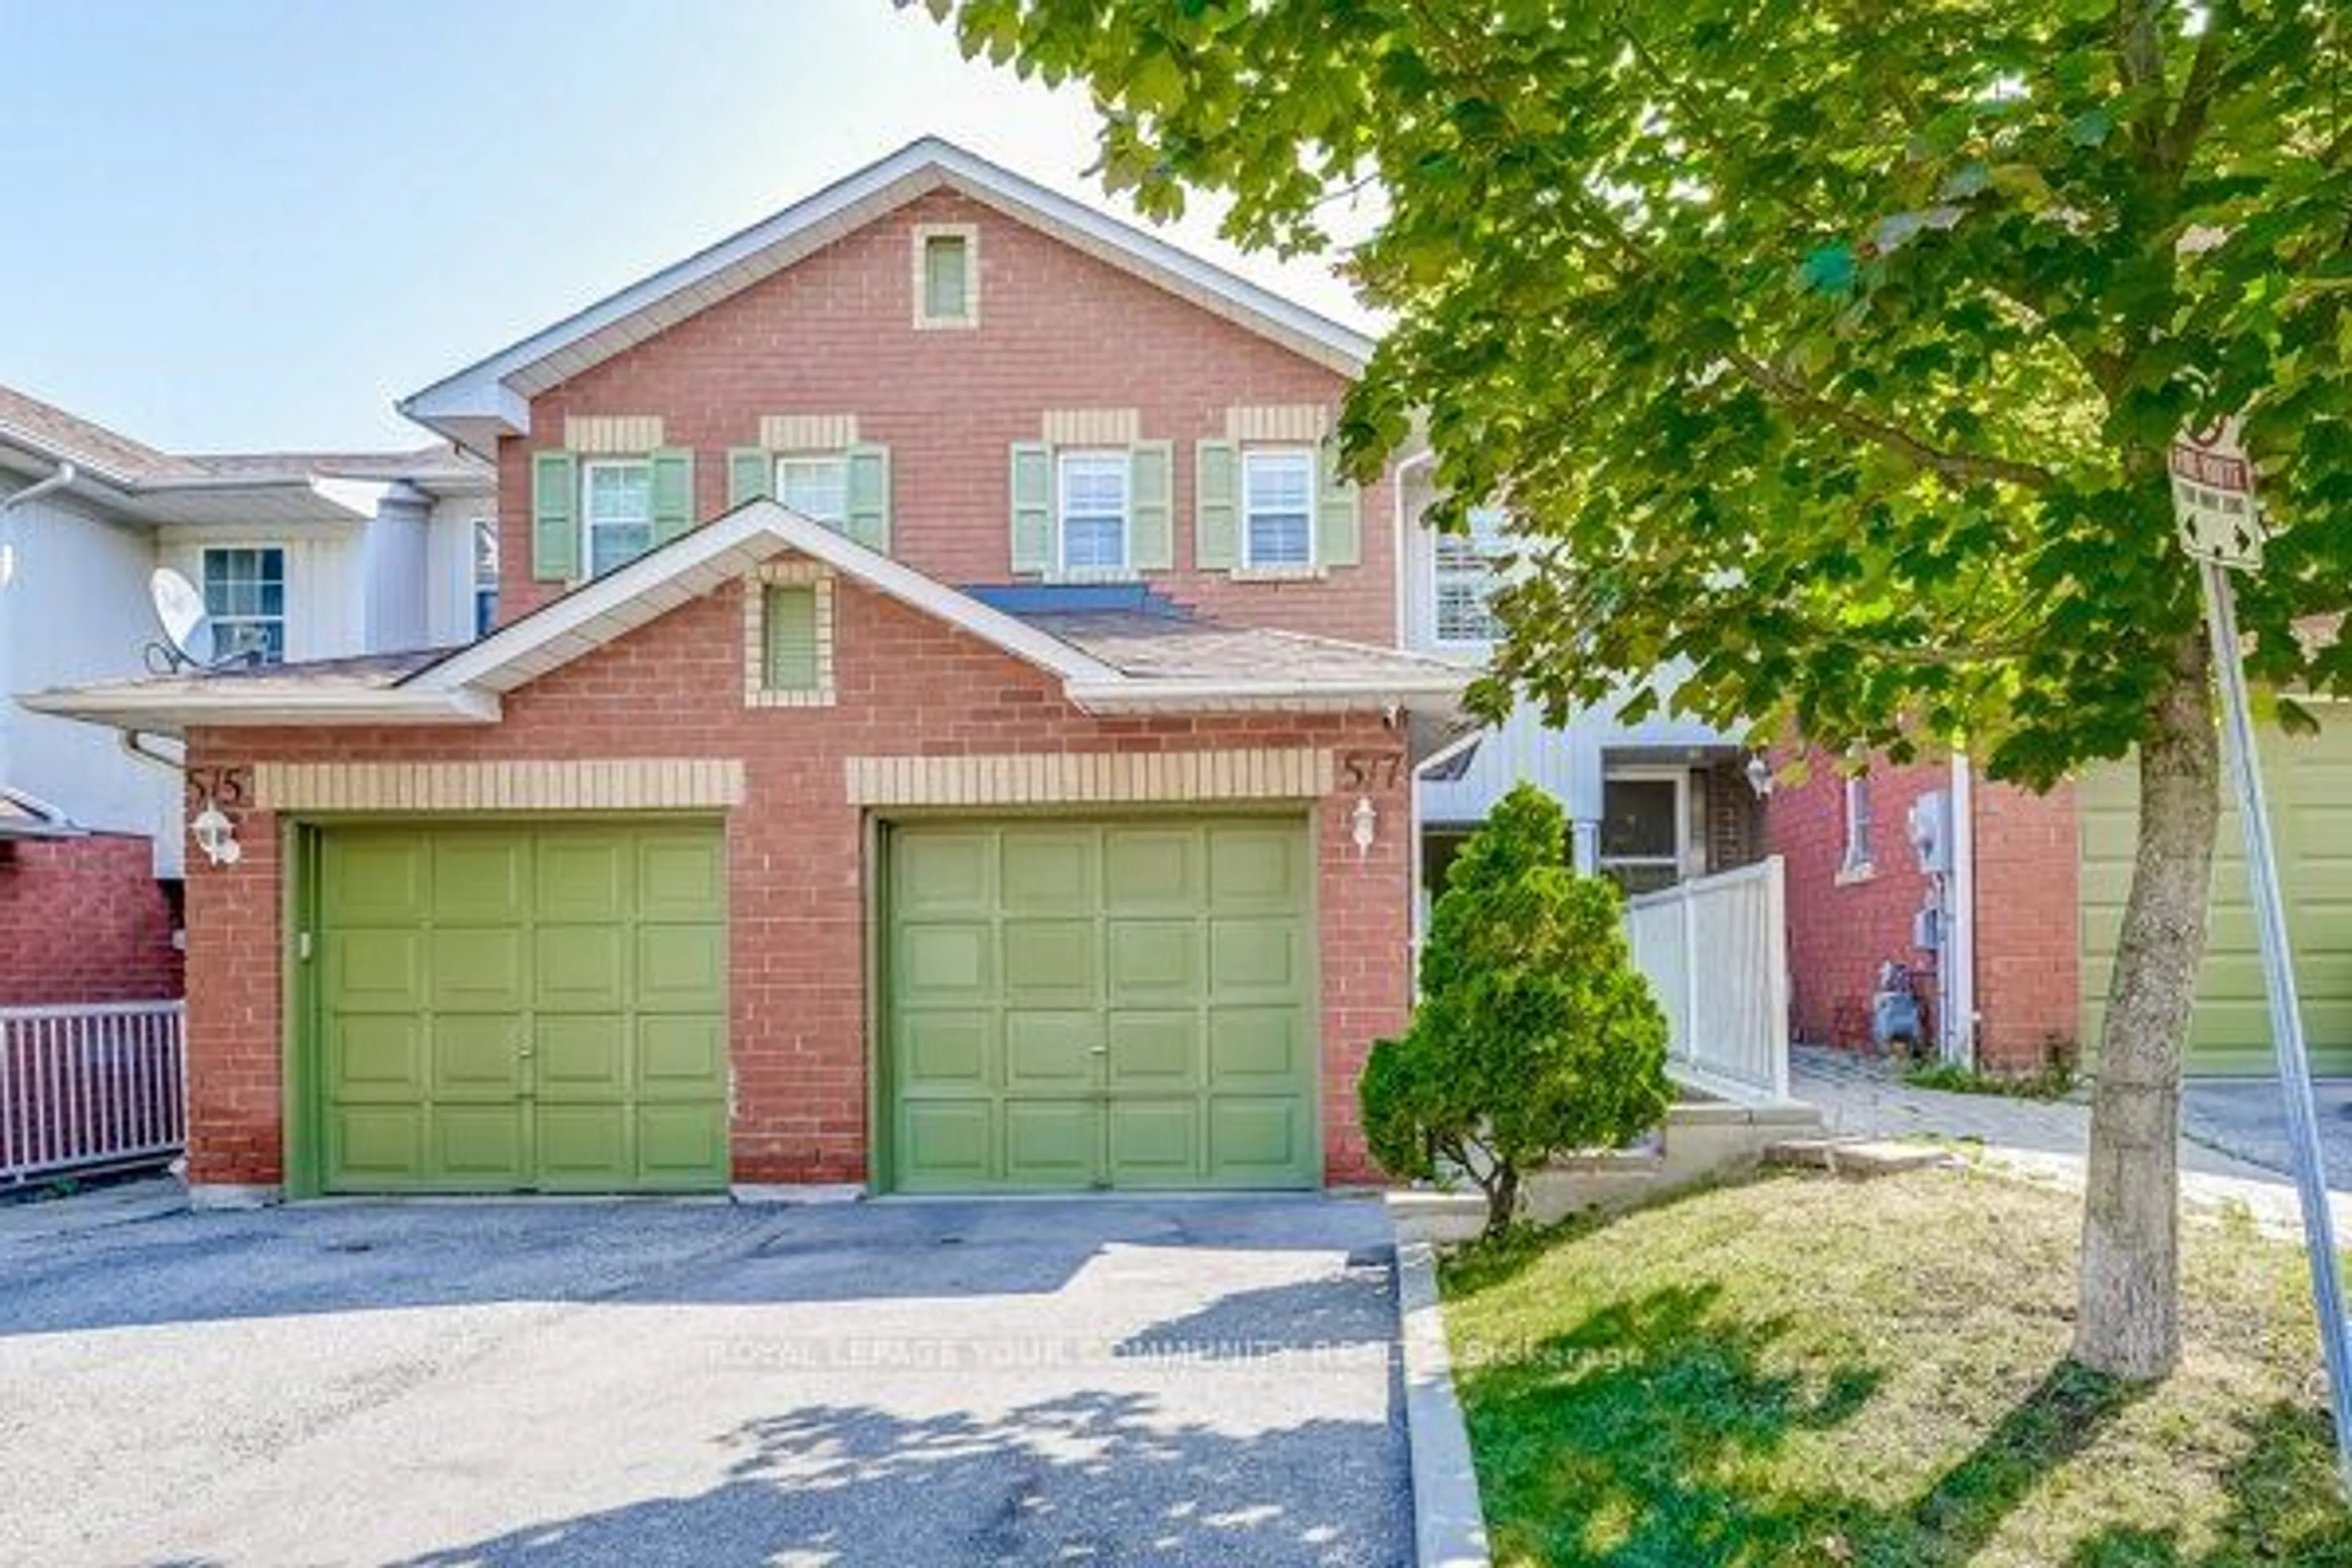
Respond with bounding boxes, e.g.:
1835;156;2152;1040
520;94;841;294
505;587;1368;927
1441;1166;2352;1567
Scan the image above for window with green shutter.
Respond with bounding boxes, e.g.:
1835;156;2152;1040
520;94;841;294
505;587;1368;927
728;443;891;553
763;582;820;692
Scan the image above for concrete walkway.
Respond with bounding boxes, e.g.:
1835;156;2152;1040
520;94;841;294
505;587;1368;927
0;1194;1408;1567
1792;1046;2352;1237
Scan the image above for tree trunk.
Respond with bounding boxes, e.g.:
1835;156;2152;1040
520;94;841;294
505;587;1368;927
2073;631;2220;1380
1482;1162;1521;1242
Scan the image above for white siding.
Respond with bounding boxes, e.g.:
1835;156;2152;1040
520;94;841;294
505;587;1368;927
1396;469;1743;831
0;484;178;843
424;495;494;647
155;524;367;663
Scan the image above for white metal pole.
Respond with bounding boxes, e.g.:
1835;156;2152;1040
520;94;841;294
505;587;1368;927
2200;558;2352;1495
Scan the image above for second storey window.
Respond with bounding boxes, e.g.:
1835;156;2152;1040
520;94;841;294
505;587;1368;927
1058;451;1131;573
1242;448;1315;568
1433;506;1509;645
202;546;287;664
583;459;654;579
776;455;849;527
472;519;499;637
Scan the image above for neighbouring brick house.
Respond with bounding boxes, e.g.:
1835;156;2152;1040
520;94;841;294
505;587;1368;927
31;139;1469;1203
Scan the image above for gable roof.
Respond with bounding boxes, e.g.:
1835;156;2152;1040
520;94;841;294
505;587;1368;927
0;384;211;489
399;138;1376;455
21;501;1466;735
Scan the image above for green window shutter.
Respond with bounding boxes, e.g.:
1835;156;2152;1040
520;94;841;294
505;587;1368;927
727;447;773;510
649;448;696;545
1194;440;1238;570
530;451;579;582
1316;440;1362;568
845;443;892;554
1009;442;1055;574
763;583;820;691
1129;440;1174;572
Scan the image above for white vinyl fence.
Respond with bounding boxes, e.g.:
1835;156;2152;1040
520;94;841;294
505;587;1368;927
1;1000;187;1183
1626;858;1791;1103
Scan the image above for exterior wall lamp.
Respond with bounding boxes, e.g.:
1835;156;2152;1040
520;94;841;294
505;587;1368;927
1351;796;1378;858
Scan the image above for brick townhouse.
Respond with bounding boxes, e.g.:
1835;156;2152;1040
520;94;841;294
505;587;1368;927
31;139;1469;1204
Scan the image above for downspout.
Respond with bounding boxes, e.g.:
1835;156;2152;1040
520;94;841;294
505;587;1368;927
1947;751;1978;1068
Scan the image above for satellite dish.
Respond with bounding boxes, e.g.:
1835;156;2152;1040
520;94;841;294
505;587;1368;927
148;568;218;669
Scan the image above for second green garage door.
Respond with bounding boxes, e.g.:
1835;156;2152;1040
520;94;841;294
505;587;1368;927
886;816;1318;1191
315;821;729;1193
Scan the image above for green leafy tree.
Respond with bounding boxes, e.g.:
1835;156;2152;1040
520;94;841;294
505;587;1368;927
930;0;2351;1379
1359;784;1672;1241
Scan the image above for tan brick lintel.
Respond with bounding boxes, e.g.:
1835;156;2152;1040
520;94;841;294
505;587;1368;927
845;748;1335;808
252;759;747;813
563;415;666;454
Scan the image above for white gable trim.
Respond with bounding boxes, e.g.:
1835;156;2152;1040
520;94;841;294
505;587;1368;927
412;500;1121;696
399;139;1373;451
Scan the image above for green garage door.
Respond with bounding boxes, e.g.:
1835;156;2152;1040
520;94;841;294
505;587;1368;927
887;817;1317;1191
2081;717;2352;1076
315;821;729;1193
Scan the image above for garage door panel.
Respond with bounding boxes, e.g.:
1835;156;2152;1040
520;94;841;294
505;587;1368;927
636;1103;728;1183
1004;1101;1101;1187
1005;919;1095;1005
329;930;426;1010
639;924;726;1011
1108;1099;1199;1185
535;834;632;923
899;1100;995;1188
317;821;726;1194
1104;829;1199;911
432;837;527;924
436;1106;529;1182
326;1017;426;1100
1006;1011;1099;1090
897;1011;995;1090
322;836;429;925
1208;1096;1310;1183
895;832;993;917
1208;825;1304;910
638;1016;725;1098
537;1015;628;1099
536;925;627;1012
1210;1006;1303;1080
432;1016;525;1099
1002;829;1095;912
898;922;994;1003
1107;1011;1198;1087
1210;918;1303;997
1107;920;1200;1000
429;929;526;1011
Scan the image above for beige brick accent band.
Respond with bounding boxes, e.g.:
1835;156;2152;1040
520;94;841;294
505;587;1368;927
1041;407;1141;447
845;748;1333;807
1224;404;1332;443
564;415;667;454
254;759;746;813
759;413;860;452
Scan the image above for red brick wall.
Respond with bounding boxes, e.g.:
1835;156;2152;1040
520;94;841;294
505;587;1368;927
0;834;182;1006
1767;753;2081;1071
182;566;1411;1191
497;188;1396;645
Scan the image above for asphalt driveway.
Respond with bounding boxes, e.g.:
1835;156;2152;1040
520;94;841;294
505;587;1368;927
0;1193;1408;1567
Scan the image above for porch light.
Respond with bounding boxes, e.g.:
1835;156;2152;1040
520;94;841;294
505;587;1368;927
1351;796;1378;858
1744;753;1774;799
190;799;241;867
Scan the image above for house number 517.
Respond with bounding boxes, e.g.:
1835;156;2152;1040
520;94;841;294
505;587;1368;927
1339;750;1403;791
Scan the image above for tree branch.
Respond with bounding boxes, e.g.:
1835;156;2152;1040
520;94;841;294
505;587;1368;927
1724;351;2060;491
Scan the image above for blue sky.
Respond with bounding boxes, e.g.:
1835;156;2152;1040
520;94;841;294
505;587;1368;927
0;0;1368;453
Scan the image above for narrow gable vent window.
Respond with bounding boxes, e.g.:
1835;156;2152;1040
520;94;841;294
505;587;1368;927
744;564;835;708
764;584;820;692
914;225;978;328
1242;448;1315;568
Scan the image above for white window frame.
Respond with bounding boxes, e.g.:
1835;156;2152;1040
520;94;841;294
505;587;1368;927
1431;505;1511;647
200;544;288;665
1241;445;1317;570
1841;771;1876;881
1598;767;1692;891
1056;449;1131;576
774;453;850;527
581;457;654;579
471;518;499;639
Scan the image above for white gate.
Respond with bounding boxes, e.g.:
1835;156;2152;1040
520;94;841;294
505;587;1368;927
1626;858;1791;1103
1;1001;187;1182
